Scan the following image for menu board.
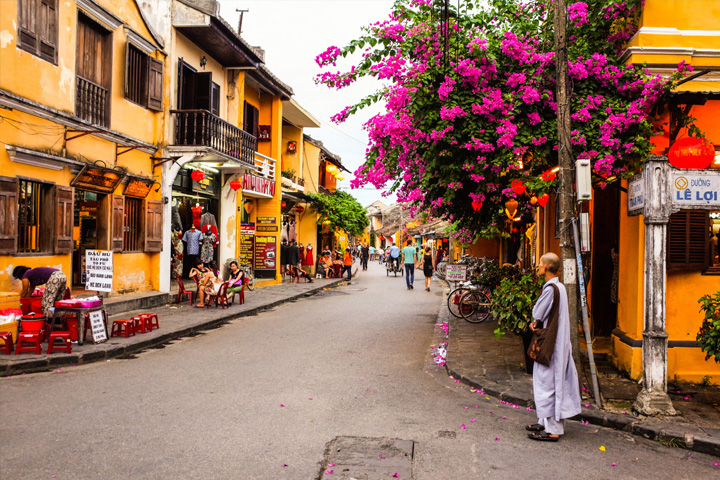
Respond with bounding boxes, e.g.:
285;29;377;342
85;250;113;292
254;235;277;274
89;311;108;343
239;223;255;265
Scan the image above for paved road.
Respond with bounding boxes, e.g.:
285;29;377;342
1;262;718;479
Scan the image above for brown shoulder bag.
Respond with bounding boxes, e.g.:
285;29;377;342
526;283;560;367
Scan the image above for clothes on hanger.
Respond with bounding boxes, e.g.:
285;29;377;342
201;224;219;247
171;230;184;279
289;220;297;242
192;205;202;228
201;211;217;228
171;205;183;232
182;227;203;256
303;244;313;266
200;231;217;264
280;220;289;242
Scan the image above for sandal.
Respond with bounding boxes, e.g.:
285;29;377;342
194;304;206;308
528;431;559;442
525;424;545;432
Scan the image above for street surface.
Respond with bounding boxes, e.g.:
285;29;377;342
1;262;718;479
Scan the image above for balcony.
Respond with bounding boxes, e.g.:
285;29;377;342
171;109;257;166
76;76;109;127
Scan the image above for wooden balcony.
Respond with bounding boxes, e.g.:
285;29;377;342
171;109;256;166
76;76;109;127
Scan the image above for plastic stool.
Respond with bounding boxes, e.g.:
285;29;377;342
0;332;13;354
139;313;159;331
47;332;72;354
110;319;135;338
15;332;42;355
131;316;147;334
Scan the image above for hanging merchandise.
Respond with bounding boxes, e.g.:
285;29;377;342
537;194;550;208
472;200;483;211
511;179;526;195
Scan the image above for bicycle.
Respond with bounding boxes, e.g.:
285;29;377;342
239;262;255;291
458;288;492;323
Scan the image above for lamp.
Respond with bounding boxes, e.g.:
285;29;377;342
505;198;519;219
287;141;297;154
335;172;346;181
200;56;207;69
326;164;338;175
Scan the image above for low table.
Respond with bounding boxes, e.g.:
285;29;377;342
50;305;109;345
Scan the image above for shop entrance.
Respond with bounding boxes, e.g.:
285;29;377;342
72;190;107;286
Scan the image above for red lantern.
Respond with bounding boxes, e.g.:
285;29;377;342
668;137;715;169
537;193;549;207
541;170;556;182
471;200;483;211
190;170;205;182
511;179;526;195
281;201;287;208
229;180;242;191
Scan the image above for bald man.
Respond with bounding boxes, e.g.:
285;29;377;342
526;253;581;441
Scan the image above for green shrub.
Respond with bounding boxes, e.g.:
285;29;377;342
697;291;720;363
492;272;543;339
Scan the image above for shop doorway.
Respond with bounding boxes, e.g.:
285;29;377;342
590;185;620;337
72;190;108;286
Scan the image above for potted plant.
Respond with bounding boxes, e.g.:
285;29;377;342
491;272;543;373
281;168;296;180
697;291;720;363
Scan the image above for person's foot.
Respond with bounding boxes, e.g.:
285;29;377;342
528;431;559;442
410;284;414;289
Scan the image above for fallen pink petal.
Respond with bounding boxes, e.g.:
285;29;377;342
393;474;399;478
611;463;616;467
283;463;288;467
495;437;500;441
280;404;285;407
470;418;476;422
325;469;334;474
461;424;467;429
328;463;335;467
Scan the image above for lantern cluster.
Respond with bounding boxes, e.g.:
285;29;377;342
326;163;346;182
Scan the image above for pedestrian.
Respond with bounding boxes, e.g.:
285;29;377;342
342;247;353;280
377;247;385;264
421;246;434;291
360;242;370;270
369;245;375;261
402;239;417;290
13;266;68;317
389;242;401;271
526;252;581;442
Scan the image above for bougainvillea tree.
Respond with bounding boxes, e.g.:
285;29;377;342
316;0;694;241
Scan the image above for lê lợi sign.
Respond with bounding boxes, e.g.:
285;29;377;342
85;250;113;292
671;172;720;208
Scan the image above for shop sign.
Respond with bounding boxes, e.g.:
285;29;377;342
257;216;277;225
445;264;468;282
254;235;277;272
627;176;645;216
88;311;107;343
242;174;275;197
124;176;155;198
71;164;125;194
671;172;720;208
239;227;255;266
256;225;278;232
240;222;255;235
85;250;113;292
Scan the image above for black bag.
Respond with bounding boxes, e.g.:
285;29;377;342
527;284;560;367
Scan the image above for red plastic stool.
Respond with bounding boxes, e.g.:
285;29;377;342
47;332;72;354
110;319;135;338
139;313;159;332
0;332;13;354
15;332;42;355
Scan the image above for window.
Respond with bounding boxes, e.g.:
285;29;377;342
18;180;53;253
18;0;58;63
123;197;143;252
243;101;259;138
667;210;718;274
76;12;112;126
124;43;164;111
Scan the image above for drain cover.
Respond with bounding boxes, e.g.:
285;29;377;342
319;436;414;479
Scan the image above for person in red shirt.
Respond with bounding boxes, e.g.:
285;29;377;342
343;248;353;280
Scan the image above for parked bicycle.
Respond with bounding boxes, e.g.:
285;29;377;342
239;262;255;291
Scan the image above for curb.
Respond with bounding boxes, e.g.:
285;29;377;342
439;288;720;459
1;278;346;377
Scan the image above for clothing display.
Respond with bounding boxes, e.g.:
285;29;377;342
171;231;184;279
289;221;296;242
171;206;183;232
192;205;202;228
280;242;288;267
201;224;219;248
183;227;203;256
281;221;289;242
299;246;305;262
200;232;217;263
304;245;313;266
201;212;217;228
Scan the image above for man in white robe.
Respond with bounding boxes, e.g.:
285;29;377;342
527;252;582;441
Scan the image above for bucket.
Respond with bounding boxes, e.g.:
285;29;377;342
20;297;42;315
21;313;47;333
65;317;79;341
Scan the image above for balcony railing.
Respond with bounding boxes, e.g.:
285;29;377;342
171;109;257;166
253;151;276;181
76;76;109;127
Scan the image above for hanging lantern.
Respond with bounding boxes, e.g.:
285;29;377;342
190;170;205;182
281;201;287;209
244;202;254;214
505;198;519;219
326;164;339;175
471;200;483;211
668;137;715;169
530;196;538;205
335;172;346;181
541;170;557;182
537;193;550;207
229;180;242;191
511;179;526;195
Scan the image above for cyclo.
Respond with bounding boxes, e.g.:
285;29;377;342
385;254;403;277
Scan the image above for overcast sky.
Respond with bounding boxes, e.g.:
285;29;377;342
218;0;396;208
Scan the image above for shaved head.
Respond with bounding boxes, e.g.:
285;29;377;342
540;252;561;274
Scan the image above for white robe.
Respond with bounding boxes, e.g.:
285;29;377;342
531;277;582;422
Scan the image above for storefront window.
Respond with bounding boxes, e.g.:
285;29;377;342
18;179;53;253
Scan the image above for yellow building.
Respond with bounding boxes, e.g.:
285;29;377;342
0;0;167;301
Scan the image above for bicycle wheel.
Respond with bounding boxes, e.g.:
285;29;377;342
459;290;492;323
447;287;472;318
246;271;255;291
436;261;447;280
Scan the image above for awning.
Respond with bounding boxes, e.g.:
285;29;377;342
282;191;313;203
376;223;400;236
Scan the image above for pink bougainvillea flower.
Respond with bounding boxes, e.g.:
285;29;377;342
611;463;616;467
471;418;476;422
380;456;386;459
393;474;400;478
283;463;288;467
328;463;335;467
461;424;467;429
502;416;507;419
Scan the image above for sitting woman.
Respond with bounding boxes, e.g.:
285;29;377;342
189;260;218;307
318;254;332;278
292;265;314;283
226;261;245;303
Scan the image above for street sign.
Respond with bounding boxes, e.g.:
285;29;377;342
445;264;468;282
670;172;720;208
627;175;645;216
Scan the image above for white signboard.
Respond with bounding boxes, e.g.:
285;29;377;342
85;250;113;292
627;176;645;216
445;264;468;282
88;311;107;343
671;172;720;208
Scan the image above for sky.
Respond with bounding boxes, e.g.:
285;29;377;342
218;0;396;209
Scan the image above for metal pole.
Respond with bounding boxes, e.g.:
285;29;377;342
571;218;602;408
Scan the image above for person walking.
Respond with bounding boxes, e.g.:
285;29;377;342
377;247;385;264
526;252;581;441
360;242;370;271
421;246;434;291
369;245;375;261
342;248;353;280
402;239;417;290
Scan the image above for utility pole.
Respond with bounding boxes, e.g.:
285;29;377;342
553;0;581;369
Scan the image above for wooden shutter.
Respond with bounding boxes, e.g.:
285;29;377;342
54;185;74;254
144;200;163;252
211;82;220;116
147;58;164;111
0;176;19;254
38;0;57;62
667;210;708;269
111;195;125;253
18;0;38;53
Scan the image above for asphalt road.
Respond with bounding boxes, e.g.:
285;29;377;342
1;261;718;479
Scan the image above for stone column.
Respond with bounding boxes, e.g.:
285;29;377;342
634;155;676;415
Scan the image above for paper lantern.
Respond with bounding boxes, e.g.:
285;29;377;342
505;199;519;219
244;202;254;214
511;179;526;195
530;196;538;205
668;137;715;169
537;193;550;207
190;170;205;182
326;164;339;175
229;180;242;191
541;170;556;182
281;201;287;208
471;200;483;211
335;172;346;181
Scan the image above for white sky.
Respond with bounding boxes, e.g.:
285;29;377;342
218;0;396;208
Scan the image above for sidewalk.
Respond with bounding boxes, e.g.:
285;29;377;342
441;295;720;458
0;277;347;377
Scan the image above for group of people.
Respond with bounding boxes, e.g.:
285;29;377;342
317;245;354;280
280;240;314;283
188;259;246;307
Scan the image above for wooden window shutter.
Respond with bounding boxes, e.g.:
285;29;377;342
54;185;74;254
18;0;38;53
38;0;57;62
667;210;708;269
211;82;220;116
111;195;125;253
144;200;163;252
0;176;19;254
147;58;164;111
252;104;259;138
